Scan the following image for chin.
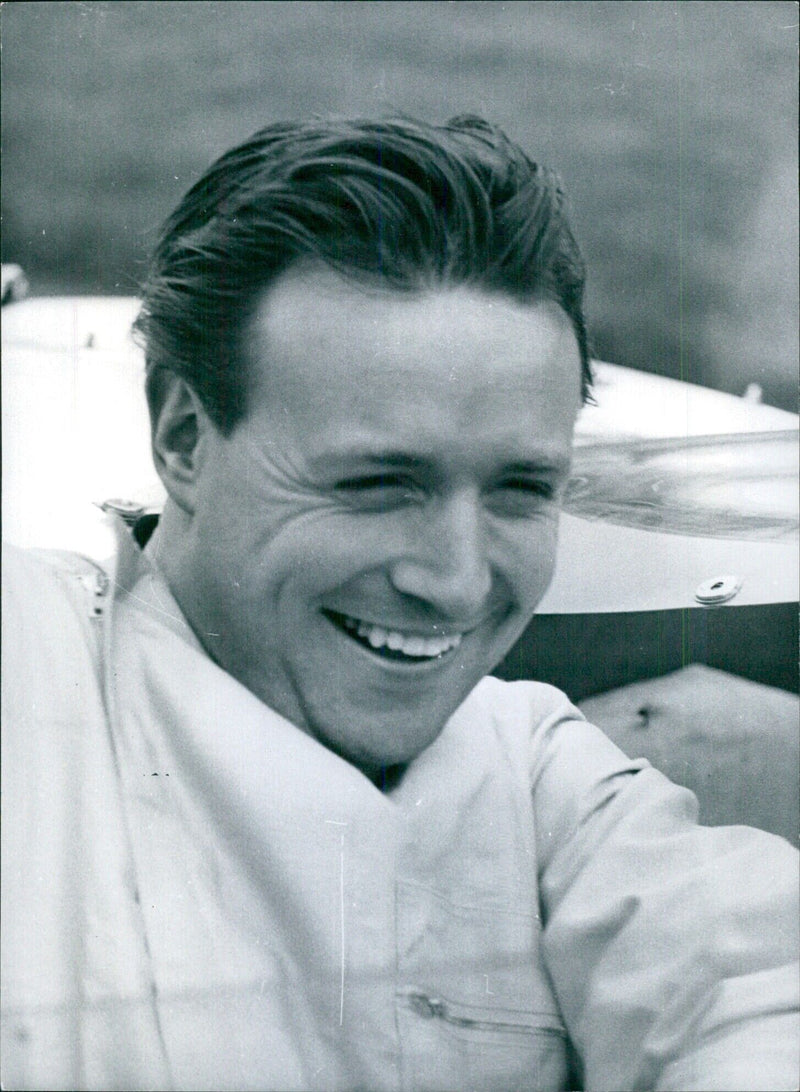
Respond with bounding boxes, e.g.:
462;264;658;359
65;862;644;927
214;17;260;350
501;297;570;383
321;709;451;777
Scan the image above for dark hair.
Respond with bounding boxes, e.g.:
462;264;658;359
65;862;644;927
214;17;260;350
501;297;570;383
134;116;590;433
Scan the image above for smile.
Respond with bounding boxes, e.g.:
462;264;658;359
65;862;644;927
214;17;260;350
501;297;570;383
322;610;463;662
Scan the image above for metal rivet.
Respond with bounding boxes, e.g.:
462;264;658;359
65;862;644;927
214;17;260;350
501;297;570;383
407;993;442;1019
694;574;742;605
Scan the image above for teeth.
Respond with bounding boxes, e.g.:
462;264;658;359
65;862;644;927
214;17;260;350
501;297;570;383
366;626;388;649
340;614;463;658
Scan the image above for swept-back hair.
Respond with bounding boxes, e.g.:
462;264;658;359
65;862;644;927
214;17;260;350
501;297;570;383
134;116;590;432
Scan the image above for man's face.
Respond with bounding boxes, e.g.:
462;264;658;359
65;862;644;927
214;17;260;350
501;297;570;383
180;265;582;776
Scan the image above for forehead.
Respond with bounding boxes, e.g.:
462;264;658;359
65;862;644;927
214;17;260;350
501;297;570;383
245;265;582;455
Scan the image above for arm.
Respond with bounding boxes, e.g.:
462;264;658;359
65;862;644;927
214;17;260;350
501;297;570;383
529;706;799;1091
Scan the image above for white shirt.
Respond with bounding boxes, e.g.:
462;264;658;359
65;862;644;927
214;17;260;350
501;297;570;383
2;528;798;1090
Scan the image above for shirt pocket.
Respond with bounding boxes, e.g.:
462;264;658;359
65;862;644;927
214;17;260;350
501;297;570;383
396;883;569;1091
396;989;568;1091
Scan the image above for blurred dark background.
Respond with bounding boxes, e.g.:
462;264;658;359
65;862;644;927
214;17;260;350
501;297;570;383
2;0;797;408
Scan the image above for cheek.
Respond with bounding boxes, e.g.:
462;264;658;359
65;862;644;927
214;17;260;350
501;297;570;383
497;517;560;598
283;510;410;571
227;514;396;615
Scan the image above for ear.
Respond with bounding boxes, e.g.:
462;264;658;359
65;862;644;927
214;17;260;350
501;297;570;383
146;368;212;515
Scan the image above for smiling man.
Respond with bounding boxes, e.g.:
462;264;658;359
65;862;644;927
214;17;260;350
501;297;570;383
2;118;797;1091
153;267;580;777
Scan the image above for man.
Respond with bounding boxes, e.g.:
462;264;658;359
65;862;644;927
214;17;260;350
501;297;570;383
2;117;797;1091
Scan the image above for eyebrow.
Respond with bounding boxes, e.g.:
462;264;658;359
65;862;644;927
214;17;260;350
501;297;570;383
307;449;571;477
306;450;432;474
500;458;572;478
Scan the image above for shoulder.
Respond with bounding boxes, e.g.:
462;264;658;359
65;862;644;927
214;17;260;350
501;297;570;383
453;675;662;856
3;538;111;583
462;674;579;728
3;540;111;626
2;542;115;718
450;675;630;788
457;675;613;770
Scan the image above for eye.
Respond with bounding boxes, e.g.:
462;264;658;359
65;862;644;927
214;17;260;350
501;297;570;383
489;477;557;516
334;473;422;509
336;474;405;491
501;477;555;499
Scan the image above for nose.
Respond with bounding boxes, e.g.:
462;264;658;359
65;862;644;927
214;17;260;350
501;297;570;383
388;492;493;620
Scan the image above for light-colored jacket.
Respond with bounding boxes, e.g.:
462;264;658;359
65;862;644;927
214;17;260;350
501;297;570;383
2;526;798;1091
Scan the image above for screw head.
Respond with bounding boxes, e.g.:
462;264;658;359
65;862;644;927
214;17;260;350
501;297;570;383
694;574;742;605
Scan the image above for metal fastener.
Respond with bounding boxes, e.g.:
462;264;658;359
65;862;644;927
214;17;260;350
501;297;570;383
694;574;742;606
98;498;146;525
407;993;444;1020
